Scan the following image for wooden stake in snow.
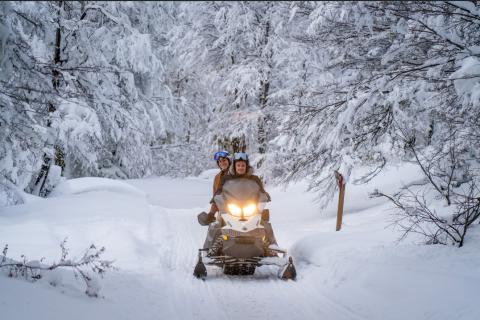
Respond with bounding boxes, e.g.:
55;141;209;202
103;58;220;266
334;171;346;231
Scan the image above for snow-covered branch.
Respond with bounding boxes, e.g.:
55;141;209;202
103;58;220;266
0;239;114;297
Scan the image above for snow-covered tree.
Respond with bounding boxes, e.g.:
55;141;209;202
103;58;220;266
167;2;293;174
272;1;480;203
1;2;193;204
2;0;479;240
0;2;61;203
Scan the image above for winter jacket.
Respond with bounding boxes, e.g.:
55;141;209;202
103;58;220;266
213;169;228;196
209;169;229;213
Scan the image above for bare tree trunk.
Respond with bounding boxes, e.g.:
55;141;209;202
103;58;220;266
33;0;65;196
52;1;65;172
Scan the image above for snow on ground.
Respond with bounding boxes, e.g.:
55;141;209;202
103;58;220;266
0;166;479;320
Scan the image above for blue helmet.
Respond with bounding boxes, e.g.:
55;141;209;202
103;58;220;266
213;151;230;161
214;151;231;168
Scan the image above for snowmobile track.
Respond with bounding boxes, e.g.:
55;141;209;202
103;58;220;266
147;204;367;320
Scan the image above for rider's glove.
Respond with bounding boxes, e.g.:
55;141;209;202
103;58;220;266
207;211;216;224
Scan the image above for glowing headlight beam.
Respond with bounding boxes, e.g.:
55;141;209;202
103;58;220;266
227;203;242;217
242;203;257;216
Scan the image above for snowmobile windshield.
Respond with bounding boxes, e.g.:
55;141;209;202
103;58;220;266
214;178;269;212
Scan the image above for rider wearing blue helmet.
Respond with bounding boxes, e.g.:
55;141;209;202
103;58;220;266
206;151;231;222
212;151;231;194
202;151;231;249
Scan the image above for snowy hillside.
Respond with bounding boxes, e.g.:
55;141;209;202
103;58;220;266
1;168;478;320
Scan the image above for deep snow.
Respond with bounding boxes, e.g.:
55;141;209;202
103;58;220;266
1;167;479;320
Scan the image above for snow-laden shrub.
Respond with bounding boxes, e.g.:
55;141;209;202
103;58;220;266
0;239;114;297
0;181;24;207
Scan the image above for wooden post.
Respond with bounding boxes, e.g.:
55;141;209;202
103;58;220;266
334;171;346;231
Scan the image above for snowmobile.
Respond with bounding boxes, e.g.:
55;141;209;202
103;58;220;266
193;177;296;280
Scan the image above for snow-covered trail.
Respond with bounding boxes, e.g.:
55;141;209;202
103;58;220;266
0;174;352;320
121;177;365;320
1;168;479;320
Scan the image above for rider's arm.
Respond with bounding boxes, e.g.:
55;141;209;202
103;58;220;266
212;172;221;196
210;175;228;204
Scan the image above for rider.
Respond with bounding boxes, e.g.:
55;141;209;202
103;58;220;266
214;152;278;247
206;151;231;222
202;151;231;249
215;152;269;198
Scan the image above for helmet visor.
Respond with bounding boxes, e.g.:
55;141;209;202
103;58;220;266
214;151;230;161
234;152;248;161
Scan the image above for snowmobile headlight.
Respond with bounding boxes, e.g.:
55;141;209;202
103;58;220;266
227;203;242;217
242;203;257;217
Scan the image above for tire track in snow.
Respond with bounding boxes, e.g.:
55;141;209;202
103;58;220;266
156;206;231;320
128;178;368;320
146;204;367;320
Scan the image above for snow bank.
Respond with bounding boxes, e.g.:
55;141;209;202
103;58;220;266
50;177;146;198
291;221;480;320
287;163;480;320
196;169;219;180
310;162;423;218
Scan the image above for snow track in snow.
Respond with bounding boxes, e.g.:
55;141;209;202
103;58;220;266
131;193;366;320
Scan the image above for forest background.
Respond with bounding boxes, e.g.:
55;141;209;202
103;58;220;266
1;1;479;234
